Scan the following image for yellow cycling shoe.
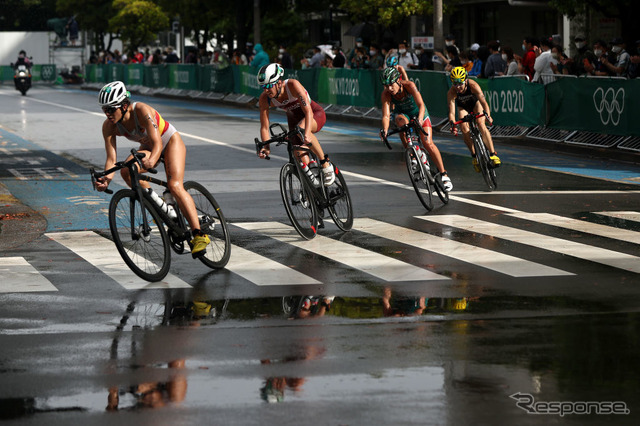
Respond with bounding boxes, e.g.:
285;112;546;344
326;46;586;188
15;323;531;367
471;157;481;173
490;154;501;167
190;234;210;258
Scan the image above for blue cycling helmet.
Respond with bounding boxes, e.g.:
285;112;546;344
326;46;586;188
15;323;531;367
386;55;399;67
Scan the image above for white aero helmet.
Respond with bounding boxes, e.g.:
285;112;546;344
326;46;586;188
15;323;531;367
98;81;130;106
257;63;284;86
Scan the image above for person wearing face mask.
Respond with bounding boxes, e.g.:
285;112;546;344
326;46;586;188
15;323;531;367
568;34;596;76
331;45;347;68
533;38;555;83
521;36;538;81
414;44;434;70
277;44;293;69
347;37;366;65
549;45;569;75
591;40;614;77
600;38;630;77
397;40;419;70
501;46;519;76
444;34;460;55
366;43;384;69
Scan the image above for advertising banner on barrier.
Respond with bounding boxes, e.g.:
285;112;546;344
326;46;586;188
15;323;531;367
485;77;546;126
546;78;640;136
199;66;234;93
1;65;57;82
106;64;125;83
168;64;198;90
126;64;144;86
406;70;451;118
284;68;319;101
144;65;169;88
233;65;262;98
317;68;376;107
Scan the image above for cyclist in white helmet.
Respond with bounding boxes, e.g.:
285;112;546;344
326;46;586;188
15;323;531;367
256;63;335;186
94;81;210;257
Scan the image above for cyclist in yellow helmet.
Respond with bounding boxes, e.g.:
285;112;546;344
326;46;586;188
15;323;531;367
446;67;501;171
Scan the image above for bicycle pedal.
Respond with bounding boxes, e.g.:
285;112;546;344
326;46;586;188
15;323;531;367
317;218;325;229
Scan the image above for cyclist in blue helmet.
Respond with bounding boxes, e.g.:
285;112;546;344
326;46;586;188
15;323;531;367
384;51;408;81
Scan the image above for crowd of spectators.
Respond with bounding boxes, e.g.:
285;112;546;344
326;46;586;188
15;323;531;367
87;34;640;80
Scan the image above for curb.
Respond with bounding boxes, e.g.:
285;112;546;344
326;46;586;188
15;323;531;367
0;182;47;250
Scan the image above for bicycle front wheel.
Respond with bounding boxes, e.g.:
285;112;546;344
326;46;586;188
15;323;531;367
184;181;231;269
326;165;353;231
405;148;434;211
473;132;497;191
108;189;171;282
280;163;318;240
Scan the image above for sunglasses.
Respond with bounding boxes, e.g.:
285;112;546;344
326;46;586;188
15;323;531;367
261;82;276;90
102;105;121;114
452;82;465;87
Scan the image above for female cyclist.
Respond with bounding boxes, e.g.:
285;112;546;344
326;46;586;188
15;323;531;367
94;81;210;257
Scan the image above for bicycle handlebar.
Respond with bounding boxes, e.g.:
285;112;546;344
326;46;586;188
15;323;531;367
380;117;427;150
451;112;490;126
90;149;157;194
254;124;306;160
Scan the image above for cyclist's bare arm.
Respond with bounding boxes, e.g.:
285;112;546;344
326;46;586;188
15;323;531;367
380;91;392;137
134;103;164;169
97;121;118;191
468;80;492;123
257;93;272;158
446;88;459;133
397;65;408;81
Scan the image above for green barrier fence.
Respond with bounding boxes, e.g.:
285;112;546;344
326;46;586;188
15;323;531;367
80;64;640;136
547;78;640;137
0;64;57;82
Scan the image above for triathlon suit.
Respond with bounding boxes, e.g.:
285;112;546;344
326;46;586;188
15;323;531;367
115;102;177;149
390;83;432;129
454;83;479;113
268;79;326;143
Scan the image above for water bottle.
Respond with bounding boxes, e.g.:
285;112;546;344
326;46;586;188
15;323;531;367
162;190;178;219
416;146;427;164
147;188;176;219
301;162;319;187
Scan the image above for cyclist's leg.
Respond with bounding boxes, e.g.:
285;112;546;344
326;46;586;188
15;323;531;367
120;150;152;190
474;104;497;154
457;109;473;154
394;114;410;148
420;118;452;191
163;134;210;255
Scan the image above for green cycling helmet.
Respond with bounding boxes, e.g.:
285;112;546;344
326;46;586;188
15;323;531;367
381;67;400;85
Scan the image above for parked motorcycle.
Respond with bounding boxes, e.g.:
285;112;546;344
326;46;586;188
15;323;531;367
12;64;32;96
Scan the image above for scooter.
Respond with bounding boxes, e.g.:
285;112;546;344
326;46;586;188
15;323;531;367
12;64;32;96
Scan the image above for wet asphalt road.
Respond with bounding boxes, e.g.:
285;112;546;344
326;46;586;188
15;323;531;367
1;85;640;425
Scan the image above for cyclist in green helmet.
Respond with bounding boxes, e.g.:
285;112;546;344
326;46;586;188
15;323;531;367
379;67;453;192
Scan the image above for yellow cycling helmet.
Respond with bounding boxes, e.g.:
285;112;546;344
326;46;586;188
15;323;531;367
450;66;467;84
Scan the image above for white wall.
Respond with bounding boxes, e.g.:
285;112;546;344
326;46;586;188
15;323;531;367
0;32;51;65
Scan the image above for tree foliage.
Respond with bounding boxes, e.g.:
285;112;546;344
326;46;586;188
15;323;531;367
56;0;115;51
1;0;58;30
338;0;429;27
109;0;169;50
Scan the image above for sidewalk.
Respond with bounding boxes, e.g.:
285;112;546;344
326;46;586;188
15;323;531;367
0;182;47;250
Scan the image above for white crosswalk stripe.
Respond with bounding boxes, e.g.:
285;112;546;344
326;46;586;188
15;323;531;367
354;218;572;277
236;221;448;282
419;215;640;274
7;211;640;293
45;231;192;289
0;257;57;293
594;211;640;223
507;212;640;244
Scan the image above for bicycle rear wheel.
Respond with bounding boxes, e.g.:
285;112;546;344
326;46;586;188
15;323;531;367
184;181;231;269
326;165;353;231
108;189;171;282
405;148;434;211
473;132;497;191
280;163;318;240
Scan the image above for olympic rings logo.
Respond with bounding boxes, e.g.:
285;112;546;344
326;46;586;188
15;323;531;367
593;87;625;126
41;65;54;80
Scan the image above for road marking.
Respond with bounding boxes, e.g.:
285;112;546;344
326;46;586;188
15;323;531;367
0;257;58;293
226;244;321;286
594;211;640;223
354;218;571;277
419;215;640;274
507;212;640;244
45;231;192;289
236;222;447;282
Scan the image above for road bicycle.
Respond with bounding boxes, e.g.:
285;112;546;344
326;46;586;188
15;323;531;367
452;112;498;191
254;124;353;240
380;118;449;211
90;149;231;281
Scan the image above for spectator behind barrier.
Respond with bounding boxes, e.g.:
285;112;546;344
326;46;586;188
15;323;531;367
533;37;555;82
592;40;615;77
549;45;569;75
521;36;538;81
627;41;640;79
600;38;630;77
468;43;482;77
568;34;596;76
250;43;270;69
484;40;506;78
414;44;434;70
367;44;384;69
397;40;419;70
501;46;519;76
